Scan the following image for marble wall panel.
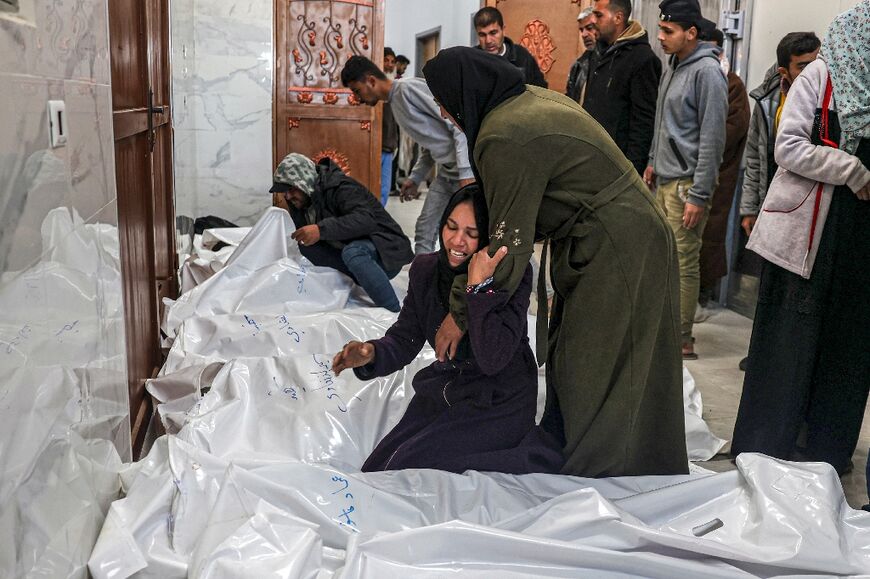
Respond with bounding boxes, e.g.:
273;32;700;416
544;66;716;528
171;0;273;226
0;74;68;274
0;0;110;83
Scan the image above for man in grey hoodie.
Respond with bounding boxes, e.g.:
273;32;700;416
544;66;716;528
341;56;475;254
644;0;728;359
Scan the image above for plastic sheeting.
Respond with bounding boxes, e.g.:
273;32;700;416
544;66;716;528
169;209;724;460
91;419;870;577
178;228;249;294
88;207;870;577
163;208;355;342
0;208;128;578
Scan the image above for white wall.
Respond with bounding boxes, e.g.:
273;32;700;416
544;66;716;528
385;0;480;77
744;0;861;90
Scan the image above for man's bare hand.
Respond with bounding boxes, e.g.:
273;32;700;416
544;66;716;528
291;224;320;246
400;180;420;203
643;166;656;190
458;178;476;188
855;182;870;201
741;215;757;237
434;314;463;362
683;203;705;229
332;341;375;376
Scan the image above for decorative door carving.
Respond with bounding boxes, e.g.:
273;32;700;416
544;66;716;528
275;0;385;197
487;0;593;94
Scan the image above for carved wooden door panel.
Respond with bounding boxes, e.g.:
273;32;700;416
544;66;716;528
486;0;593;95
275;0;385;198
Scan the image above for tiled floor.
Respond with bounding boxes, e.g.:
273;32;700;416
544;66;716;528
386;191;870;509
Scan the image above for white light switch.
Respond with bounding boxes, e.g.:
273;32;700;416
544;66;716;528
47;100;67;148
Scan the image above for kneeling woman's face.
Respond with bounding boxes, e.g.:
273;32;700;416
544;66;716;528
442;201;480;268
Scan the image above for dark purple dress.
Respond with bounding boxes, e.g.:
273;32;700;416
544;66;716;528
355;253;564;474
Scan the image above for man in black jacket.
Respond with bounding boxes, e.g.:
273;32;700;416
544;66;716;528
473;6;547;88
270;153;413;312
566;7;601;103
584;0;661;175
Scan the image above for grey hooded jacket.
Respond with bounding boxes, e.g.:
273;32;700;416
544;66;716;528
649;42;729;206
739;64;782;216
388;78;474;184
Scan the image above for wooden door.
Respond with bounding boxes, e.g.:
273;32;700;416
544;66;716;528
109;0;176;457
274;0;385;197
486;0;593;94
422;31;440;62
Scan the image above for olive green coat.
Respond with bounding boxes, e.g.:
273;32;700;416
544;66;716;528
462;86;687;477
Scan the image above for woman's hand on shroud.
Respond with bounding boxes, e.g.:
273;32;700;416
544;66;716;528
468;246;508;286
435;314;464;362
332;341;375;375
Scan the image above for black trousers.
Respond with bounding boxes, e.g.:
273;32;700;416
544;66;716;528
732;139;870;473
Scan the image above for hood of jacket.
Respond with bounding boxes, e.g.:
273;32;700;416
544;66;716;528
599;20;650;58
671;41;721;70
610;20;647;48
314;158;346;194
750;63;781;102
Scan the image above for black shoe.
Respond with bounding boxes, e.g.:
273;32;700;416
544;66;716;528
738;356;748;372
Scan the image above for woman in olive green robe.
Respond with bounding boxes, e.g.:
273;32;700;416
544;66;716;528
423;47;687;477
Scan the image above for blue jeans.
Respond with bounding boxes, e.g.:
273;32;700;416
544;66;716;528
341;239;401;312
414;174;456;254
380;152;394;206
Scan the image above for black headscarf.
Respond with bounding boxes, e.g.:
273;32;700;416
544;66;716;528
423;47;526;174
434;183;490;361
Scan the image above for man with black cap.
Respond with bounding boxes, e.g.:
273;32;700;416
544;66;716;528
644;0;728;360
271;152;413;312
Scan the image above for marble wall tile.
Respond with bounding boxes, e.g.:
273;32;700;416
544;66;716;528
173;173;200;221
196;0;271;22
191;172;272;225
0;6;38;77
171;0;273;226
0;0;110;83
0;74;69;274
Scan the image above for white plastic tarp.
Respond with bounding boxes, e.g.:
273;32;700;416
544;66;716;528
87;207;870;578
0;208;128;578
91;431;870;577
163;208;354;342
178;227;253;293
162;208;724;459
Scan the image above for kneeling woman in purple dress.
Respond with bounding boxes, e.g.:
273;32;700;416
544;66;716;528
332;185;564;474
